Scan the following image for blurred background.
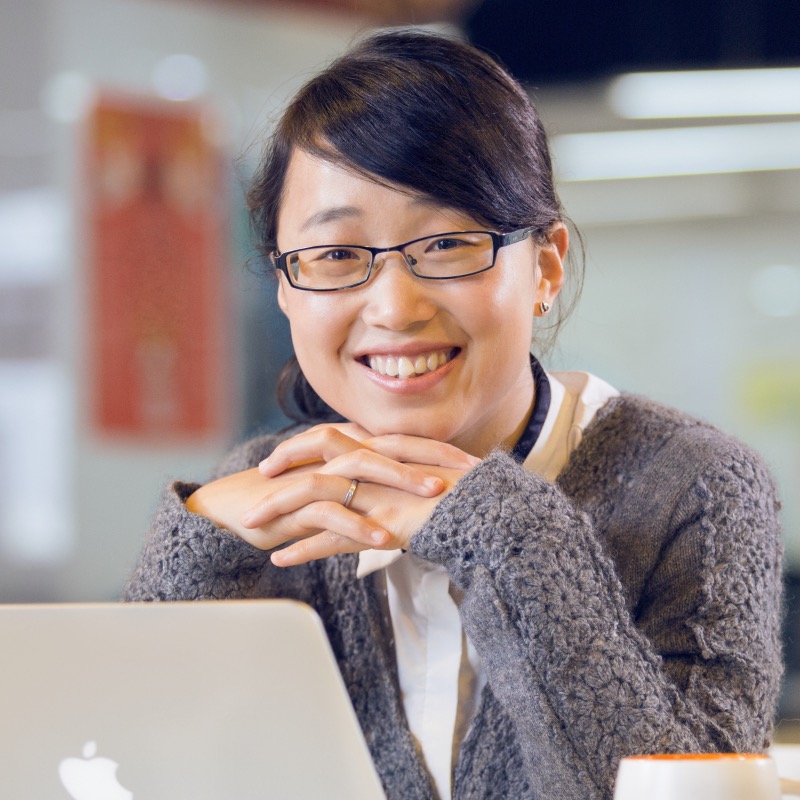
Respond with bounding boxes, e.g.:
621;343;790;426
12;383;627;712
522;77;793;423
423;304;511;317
1;0;799;720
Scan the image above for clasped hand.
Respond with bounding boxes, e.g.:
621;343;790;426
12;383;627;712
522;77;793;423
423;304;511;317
186;424;479;567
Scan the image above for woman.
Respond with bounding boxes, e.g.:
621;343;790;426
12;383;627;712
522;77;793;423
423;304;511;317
125;29;783;800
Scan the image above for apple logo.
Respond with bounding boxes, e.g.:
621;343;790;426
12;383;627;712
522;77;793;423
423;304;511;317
58;740;133;800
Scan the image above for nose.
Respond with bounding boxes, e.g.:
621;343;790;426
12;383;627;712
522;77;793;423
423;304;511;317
359;251;437;330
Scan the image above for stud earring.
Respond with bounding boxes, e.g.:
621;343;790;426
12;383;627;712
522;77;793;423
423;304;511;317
539;301;551;315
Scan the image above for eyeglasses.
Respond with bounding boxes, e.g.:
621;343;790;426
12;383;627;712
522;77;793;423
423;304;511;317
271;227;536;292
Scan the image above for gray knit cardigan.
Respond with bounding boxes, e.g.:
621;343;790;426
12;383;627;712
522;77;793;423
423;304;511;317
124;394;784;800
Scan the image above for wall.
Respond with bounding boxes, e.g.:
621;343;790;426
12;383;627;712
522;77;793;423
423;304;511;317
0;0;365;601
538;84;800;562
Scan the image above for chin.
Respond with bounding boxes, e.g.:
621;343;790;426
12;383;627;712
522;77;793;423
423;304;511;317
356;414;459;443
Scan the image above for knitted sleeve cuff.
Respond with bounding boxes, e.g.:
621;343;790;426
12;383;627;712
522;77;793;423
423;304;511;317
409;449;590;590
123;481;272;601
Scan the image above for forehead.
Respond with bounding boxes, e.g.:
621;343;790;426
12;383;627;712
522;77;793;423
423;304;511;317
277;149;476;243
280;149;415;218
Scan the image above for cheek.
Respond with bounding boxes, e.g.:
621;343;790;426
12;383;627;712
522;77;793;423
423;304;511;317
284;295;350;371
471;268;537;332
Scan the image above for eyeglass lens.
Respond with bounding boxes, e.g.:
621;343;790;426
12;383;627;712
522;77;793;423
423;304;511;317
286;232;495;290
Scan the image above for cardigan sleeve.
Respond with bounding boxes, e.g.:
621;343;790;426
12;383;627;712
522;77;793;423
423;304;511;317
409;419;783;799
123;428;313;602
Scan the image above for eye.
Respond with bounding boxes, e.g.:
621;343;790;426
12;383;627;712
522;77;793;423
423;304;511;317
317;247;361;261
428;237;469;252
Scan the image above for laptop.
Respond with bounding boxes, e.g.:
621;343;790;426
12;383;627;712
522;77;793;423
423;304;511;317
0;599;387;799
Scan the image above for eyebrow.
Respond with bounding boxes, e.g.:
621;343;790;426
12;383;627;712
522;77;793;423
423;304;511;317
300;206;362;232
298;196;457;234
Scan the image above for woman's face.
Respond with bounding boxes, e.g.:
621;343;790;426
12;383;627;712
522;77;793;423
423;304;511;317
275;149;566;456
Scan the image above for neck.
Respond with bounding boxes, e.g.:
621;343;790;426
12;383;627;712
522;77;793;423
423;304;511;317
449;367;536;458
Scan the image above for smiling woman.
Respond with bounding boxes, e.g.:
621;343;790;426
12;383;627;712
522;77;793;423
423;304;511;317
269;148;562;455
124;29;783;800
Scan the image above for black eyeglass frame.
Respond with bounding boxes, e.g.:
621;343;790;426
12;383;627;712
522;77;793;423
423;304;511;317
270;226;537;292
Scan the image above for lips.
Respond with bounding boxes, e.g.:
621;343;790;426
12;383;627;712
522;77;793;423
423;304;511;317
363;348;458;378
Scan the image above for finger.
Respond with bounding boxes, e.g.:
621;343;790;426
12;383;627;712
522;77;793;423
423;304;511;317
271;528;391;568
242;475;395;544
251;500;390;553
258;426;369;476
236;501;388;552
316;449;444;496
361;434;481;470
243;473;357;526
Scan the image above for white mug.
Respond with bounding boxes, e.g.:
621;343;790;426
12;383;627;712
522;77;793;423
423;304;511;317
613;753;782;800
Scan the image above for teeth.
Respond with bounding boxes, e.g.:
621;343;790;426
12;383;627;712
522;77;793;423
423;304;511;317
367;349;453;378
398;357;416;379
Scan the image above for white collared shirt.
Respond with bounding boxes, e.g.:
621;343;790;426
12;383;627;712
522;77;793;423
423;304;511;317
357;370;618;799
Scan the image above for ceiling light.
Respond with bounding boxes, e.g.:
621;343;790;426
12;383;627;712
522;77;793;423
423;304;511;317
609;67;800;119
552;121;800;182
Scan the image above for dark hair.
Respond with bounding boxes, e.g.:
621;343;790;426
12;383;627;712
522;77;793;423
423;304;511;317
248;28;583;422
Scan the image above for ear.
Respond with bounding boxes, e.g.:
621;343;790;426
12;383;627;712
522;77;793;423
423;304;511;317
534;223;568;316
276;272;289;317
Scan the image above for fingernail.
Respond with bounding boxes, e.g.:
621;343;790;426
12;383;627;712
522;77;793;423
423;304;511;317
241;511;254;526
423;477;443;491
371;530;388;545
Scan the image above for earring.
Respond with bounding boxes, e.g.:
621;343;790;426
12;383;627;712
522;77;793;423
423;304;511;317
539;301;551;315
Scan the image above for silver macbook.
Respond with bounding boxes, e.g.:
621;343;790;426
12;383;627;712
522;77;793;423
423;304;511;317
0;599;386;799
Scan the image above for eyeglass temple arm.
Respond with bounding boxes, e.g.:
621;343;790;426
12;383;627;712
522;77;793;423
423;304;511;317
499;227;536;246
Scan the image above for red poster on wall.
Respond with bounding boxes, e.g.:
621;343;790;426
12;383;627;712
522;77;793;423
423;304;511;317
87;95;228;440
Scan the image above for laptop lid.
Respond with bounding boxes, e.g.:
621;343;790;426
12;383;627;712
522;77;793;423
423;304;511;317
0;599;387;800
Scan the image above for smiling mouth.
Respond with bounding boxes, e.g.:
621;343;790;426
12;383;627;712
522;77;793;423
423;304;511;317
361;348;459;378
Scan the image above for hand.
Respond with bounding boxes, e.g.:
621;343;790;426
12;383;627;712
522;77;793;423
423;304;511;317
244;426;479;566
184;423;376;544
186;426;479;566
244;462;468;566
185;466;319;547
257;424;479;479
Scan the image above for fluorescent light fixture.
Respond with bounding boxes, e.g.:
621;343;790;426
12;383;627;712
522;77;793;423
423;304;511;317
552;121;800;182
610;67;800;119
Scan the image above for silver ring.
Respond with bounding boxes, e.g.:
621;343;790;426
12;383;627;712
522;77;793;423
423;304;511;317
342;478;359;509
